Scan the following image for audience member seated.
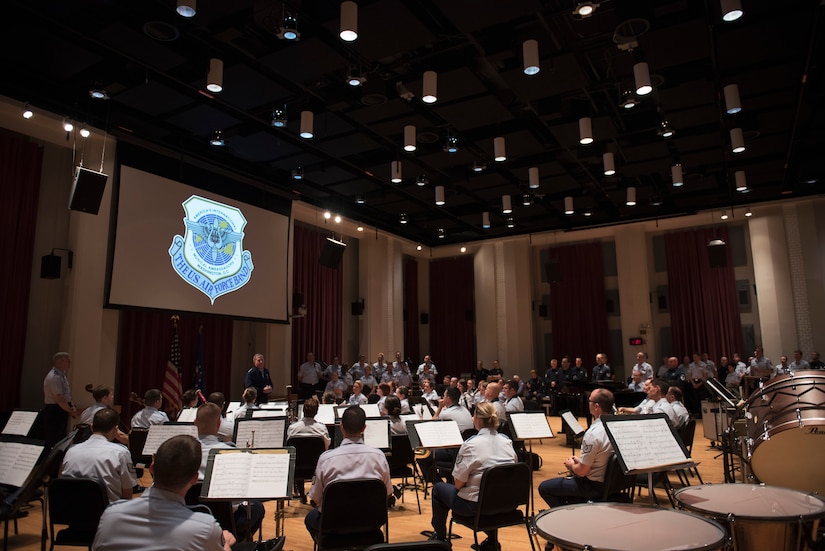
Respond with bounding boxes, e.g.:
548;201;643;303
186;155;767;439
130;388;170;428
62;407;137;503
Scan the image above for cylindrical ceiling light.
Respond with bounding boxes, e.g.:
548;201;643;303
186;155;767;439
720;210;729;220
399;213;408;224
528;167;540;189
416;174;428;187
494;137;506;161
730;127;745;153
482;211;491;229
207;58;223;93
626;186;636;206
435;185;445;206
522;194;532;206
422;71;438;104
603;152;616;176
724;84;742;114
523;39;540;75
502;194;512;214
579;117;593;145
506;216;515;228
176;0;196;17
339;1;358;42
634;61;652;96
391;161;402;183
735;170;748;192
672;163;684;187
403;125;416;152
300;110;314;139
720;0;743;22
564;196;574;215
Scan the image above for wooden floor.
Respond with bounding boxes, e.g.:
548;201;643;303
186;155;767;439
5;416;734;551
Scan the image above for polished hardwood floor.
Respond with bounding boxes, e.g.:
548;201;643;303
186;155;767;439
5;416;737;551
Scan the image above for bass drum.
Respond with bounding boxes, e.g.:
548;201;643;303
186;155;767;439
745;370;825;494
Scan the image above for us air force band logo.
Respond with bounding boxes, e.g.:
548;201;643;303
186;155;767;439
169;195;254;304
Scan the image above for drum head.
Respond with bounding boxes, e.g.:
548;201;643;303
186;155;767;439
750;429;825;495
534;503;725;551
674;484;825;521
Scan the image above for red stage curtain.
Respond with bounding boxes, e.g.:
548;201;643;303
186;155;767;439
117;310;233;421
290;224;342;373
403;257;420;362
547;242;610;374
0;134;43;411
665;227;743;361
429;257;475;376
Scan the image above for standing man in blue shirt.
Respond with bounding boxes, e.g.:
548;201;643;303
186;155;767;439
244;353;272;404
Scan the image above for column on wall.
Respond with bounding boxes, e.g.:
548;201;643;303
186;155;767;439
748;213;797;358
614;225;655;377
789;201;825;355
474;238;535;379
357;232;404;360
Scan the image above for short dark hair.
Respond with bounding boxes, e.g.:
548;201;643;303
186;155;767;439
341;406;366;438
590;388;615;411
651;378;669;394
667;386;684;401
144;389;162;406
182;389;198;404
92;407;120;433
153;435;201;490
444;386;461;403
207;392;226;409
396;386;409;399
322;391;337;404
303;396;319;418
195;402;222;433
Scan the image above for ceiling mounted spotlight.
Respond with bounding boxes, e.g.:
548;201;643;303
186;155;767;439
339;1;358;42
735;170;749;192
438;228;445;239
573;1;598;17
416;244;422;250
658;120;675;138
634;61;652;96
460;245;467;254
671;163;684;187
399;213;408;224
564;196;574;215
506;216;515;228
583;209;592;217
89;87;110;100
730;127;746;153
416;174;428;187
324;210;331;220
443;134;458;153
522;194;532;206
422;71;438;104
720;0;743;22
176;0;196;17
473;162;486;173
357;225;364;232
391;161;402;183
494;137;506;161
650;195;664;207
79;126;90;138
603;152;616;176
626;186;636;206
291;167;303;180
529;167;540;189
403;125;416;152
277;14;300;41
619;89;638;109
744;207;753;217
271;107;287;127
579;117;593;145
300;111;314;139
206;58;223;93
346;68;365;87
355;195;365;204
435;185;445;206
720;210;729;220
210;130;225;146
724;84;742;114
502;194;512;214
334;214;342;223
482;212;491;229
522;39;540;75
22;104;33;119
62;118;73;132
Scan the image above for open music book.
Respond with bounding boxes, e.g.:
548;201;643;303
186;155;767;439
601;414;694;473
509;411;554;439
201;447;295;500
233;417;287;448
142;424;199;455
176;408;198;423
0;440;45;488
333;418;391;450
1;411;39;436
413;420;463;448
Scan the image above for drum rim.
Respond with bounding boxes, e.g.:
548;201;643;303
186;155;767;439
745;371;825;405
534;503;727;551
673;484;825;521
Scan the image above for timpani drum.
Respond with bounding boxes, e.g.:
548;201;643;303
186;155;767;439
534;503;726;551
674;484;825;551
744;371;825;495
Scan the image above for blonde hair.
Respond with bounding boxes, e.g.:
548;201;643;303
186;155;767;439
473;402;498;429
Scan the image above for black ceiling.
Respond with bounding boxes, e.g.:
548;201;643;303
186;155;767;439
2;0;823;246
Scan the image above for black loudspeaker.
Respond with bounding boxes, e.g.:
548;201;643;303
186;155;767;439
538;304;548;317
351;300;364;316
319;238;346;268
292;292;304;310
40;254;61;279
68;167;108;215
420;313;429;325
545;258;560;282
707;242;728;268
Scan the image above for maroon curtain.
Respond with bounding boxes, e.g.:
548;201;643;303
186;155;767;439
0;134;43;411
290;224;342;377
117;310;233;421
403;257;420;361
665;227;743;361
547;242;610;374
429;257;475;376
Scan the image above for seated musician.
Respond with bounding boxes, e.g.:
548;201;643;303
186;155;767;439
93;435;235;551
61;407;137;503
348;380;368;405
618;377;654;414
130;388;169;428
420;378;439;404
206;392;234;442
665;386;691;428
384;396;407;435
395;386;412;414
538;389;614;507
182;389;199;409
428;402;516;550
232;387;259;420
80;385;128;445
287;397;331;449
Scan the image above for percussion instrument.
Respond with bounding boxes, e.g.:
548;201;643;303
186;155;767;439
744;370;825;494
674;484;825;551
534;502;726;551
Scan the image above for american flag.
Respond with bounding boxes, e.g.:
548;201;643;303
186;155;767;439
162;317;183;415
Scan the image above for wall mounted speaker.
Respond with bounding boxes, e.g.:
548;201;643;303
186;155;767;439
351;299;365;316
68;166;108;215
40;254;61;279
319;237;346;268
707;241;728;268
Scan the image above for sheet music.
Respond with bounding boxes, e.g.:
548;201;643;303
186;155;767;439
1;411;39;436
413;402;433;420
509;412;554;439
561;411;585;436
251;409;283;418
603;417;690;472
0;441;44;487
414;420;463;448
226;401;241;415
259;403;287;411
234;418;286;448
360;403;380;417
363;418;390;449
142;424;199;455
176;408;197;423
315;404;336;425
205;450;291;499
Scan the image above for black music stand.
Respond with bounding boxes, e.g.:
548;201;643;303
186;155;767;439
559;410;585;455
703;377;742;482
233;416;288;449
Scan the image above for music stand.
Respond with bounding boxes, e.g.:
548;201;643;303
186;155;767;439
1;411;40;437
141;424;198;455
233;417;288;449
559;410;585;455
508;411;554;528
703;377;742;480
332;417;391;451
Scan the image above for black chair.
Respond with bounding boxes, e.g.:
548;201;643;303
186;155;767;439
365;541;451;551
312;478;388;551
676;419;703;485
447;462;535;551
127;428;151;476
286;436;327;502
46;477;108;551
600;454;637;502
387;434;421;513
184;482;238;535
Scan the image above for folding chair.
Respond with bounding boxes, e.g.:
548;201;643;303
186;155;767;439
312;478;388;551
